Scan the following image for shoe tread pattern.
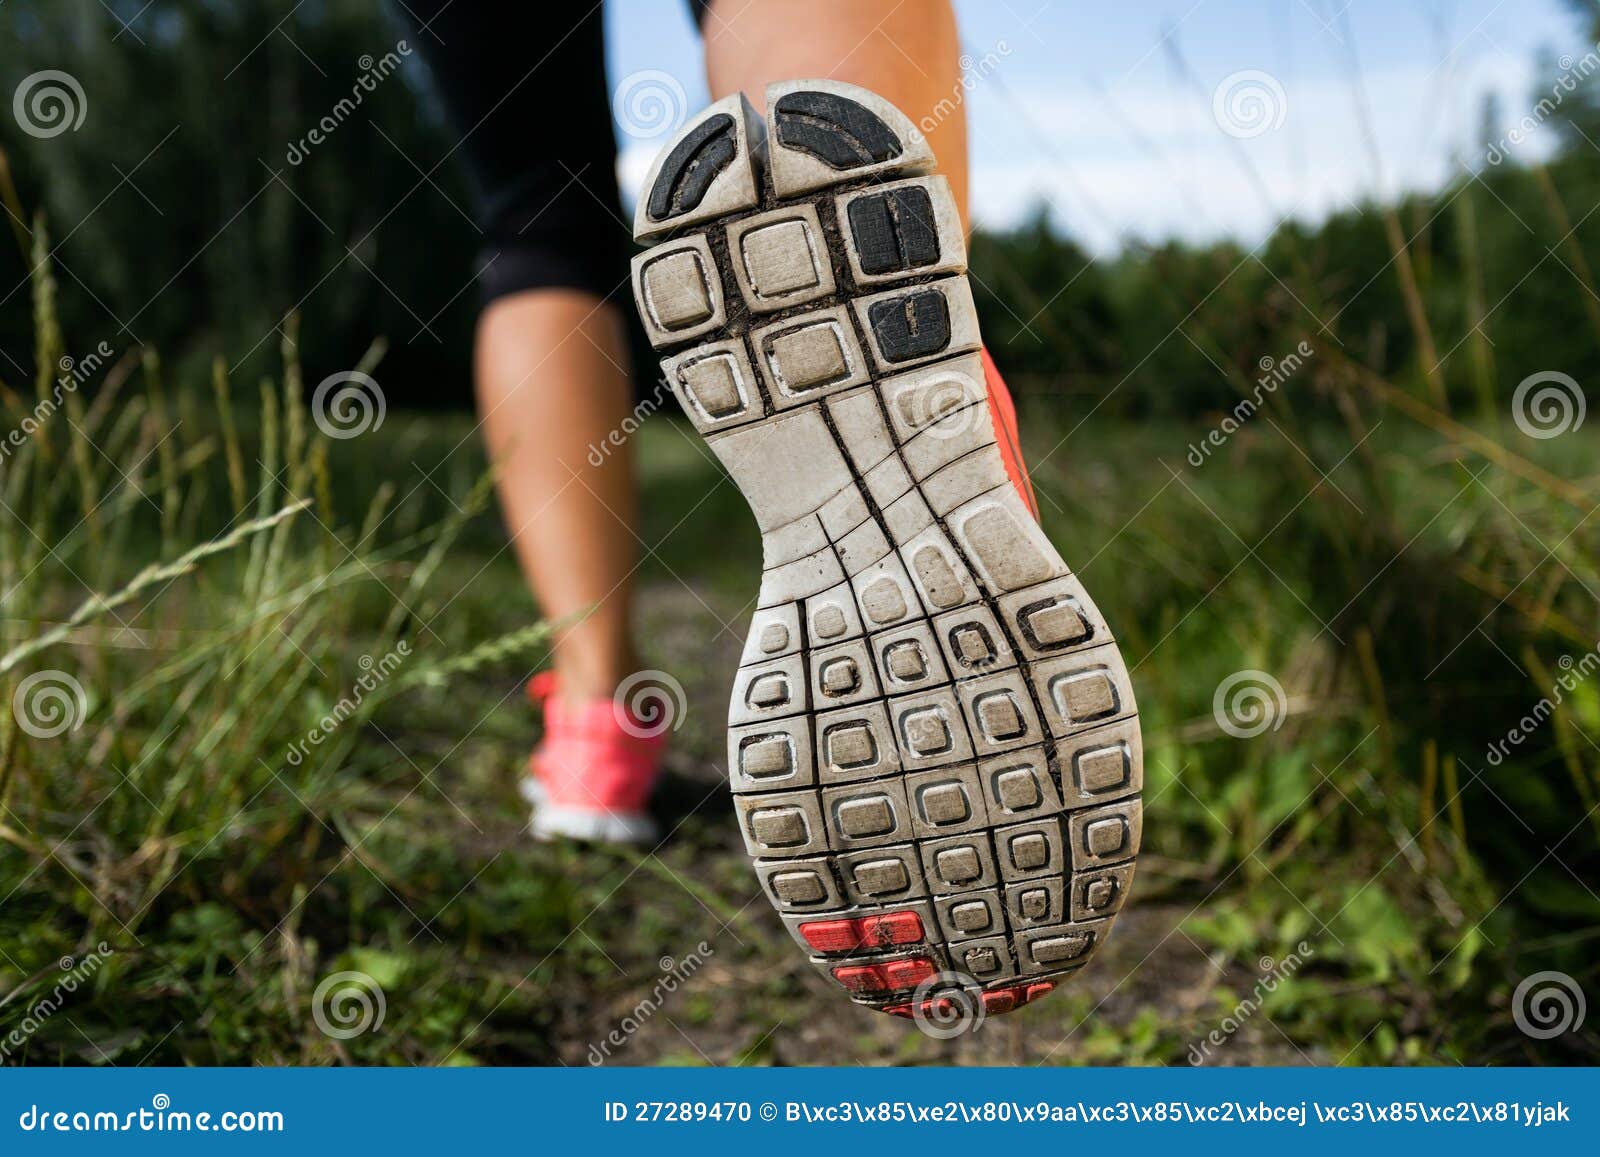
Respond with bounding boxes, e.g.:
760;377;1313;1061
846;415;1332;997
631;80;1142;1015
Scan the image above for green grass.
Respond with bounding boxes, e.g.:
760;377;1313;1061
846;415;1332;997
3;356;1597;1064
3;172;1599;1064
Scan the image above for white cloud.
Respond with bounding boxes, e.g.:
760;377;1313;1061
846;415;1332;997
967;53;1551;252
617;140;656;217
614;53;1558;256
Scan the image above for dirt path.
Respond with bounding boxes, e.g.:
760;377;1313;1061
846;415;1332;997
521;583;1314;1067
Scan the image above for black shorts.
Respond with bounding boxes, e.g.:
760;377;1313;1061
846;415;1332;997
397;1;715;307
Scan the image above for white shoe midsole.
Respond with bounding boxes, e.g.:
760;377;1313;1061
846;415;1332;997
523;777;656;844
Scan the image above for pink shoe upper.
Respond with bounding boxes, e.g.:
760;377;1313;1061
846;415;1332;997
526;672;666;814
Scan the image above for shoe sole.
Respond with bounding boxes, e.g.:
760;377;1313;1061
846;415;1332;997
629;81;1142;1020
520;777;658;845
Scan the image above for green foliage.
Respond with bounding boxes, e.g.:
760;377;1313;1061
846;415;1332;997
0;0;477;402
3;0;1600;1069
0;217;558;1062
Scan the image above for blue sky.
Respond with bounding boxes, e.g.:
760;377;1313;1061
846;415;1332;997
603;0;1584;252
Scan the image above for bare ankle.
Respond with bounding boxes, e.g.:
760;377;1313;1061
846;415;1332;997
552;650;642;705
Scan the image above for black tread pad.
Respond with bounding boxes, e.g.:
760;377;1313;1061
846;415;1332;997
848;187;939;275
647;112;737;223
774;91;903;170
868;289;951;362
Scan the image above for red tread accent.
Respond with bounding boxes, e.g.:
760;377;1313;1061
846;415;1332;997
798;918;859;952
882;957;936;989
981;989;1018;1013
859;910;924;947
831;954;936;994
802;910;924;953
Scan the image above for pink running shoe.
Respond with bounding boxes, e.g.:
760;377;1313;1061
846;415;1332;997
522;672;666;844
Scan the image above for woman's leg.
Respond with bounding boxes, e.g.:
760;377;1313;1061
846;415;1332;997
701;0;969;228
476;292;639;704
402;2;641;708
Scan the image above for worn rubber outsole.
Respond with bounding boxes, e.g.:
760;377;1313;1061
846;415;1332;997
629;81;1143;1020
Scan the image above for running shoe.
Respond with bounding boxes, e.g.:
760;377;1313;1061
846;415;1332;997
628;81;1142;1019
